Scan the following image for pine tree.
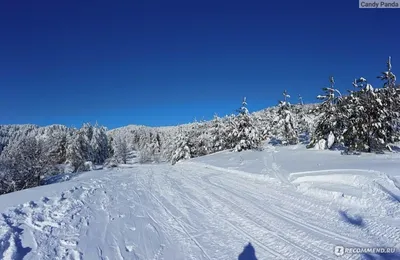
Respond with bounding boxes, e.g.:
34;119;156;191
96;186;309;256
189;121;211;157
378;56;396;88
171;128;191;165
209;114;228;152
230;97;262;152
107;136;115;158
342;58;399;152
0;136;54;193
308;77;344;149
377;56;400;142
298;94;304;105
80;123;94;162
273;91;299;145
46;131;68;164
139;131;162;163
309;59;398;153
113;136;129;164
66;130;86;172
90;124;109;164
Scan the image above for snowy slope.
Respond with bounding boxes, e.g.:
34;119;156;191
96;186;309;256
0;144;400;260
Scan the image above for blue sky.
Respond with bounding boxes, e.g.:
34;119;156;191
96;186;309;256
0;0;398;129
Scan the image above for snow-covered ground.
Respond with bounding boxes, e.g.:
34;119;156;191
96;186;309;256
0;144;400;260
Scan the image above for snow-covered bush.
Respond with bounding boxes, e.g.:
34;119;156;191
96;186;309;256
104;158;118;168
83;161;95;171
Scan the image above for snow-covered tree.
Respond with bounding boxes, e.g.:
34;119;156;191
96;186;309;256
66;130;87;172
139;133;162;164
273;91;299;145
45;130;68;164
0;136;55;194
107;136;114;158
209;114;228;152
0;123;113;193
308;77;344;149
378;56;397;89
298;94;304;105
229;97;262;152
90;124;109;164
79;123;94;161
113;136;129;164
0;125;37;156
309;59;399;153
189;121;211;157
341;79;395;152
171;128;192;165
237;97;249;115
138;144;154;164
291;104;313;139
377;56;400;139
341;58;399;152
252;107;278;140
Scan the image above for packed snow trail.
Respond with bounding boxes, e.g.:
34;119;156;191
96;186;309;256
0;149;400;259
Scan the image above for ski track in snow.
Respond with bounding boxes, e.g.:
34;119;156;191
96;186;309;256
0;147;399;259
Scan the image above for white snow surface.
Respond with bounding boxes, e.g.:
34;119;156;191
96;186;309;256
0;144;400;260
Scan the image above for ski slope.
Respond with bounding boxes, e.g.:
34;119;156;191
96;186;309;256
0;144;400;260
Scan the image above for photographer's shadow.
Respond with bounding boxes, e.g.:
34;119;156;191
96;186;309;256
238;242;258;260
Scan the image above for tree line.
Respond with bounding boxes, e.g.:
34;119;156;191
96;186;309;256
0;57;398;195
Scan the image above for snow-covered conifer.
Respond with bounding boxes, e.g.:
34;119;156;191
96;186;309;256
107;136;115;158
189;121;211;157
171;128;191;165
45;131;68;164
0;136;54;193
66;130;87;172
209;114;228;152
341;58;399;152
273;91;299;145
308;77;344;149
230;97;262;152
90;124;109;164
139;132;162;163
80;123;94;161
378;56;397;89
298;94;304;105
113;136;129;164
237;97;249;115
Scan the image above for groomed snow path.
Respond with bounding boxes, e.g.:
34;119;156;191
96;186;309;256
1;146;400;259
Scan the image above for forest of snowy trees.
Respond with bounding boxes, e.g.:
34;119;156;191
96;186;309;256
0;57;398;195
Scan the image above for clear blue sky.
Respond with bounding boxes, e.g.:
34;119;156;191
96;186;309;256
0;0;398;129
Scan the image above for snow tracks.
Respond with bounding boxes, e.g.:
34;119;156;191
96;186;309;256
0;185;92;260
0;161;399;259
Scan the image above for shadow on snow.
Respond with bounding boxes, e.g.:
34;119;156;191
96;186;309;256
0;213;32;260
339;210;365;227
362;252;400;260
238;242;258;260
